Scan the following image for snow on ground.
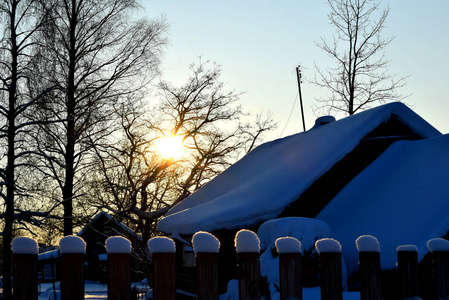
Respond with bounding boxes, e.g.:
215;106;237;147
37;281;360;300
220;282;359;300
38;281;150;300
38;282;107;300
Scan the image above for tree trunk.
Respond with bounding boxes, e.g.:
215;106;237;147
62;0;78;236
62;146;75;236
3;1;19;298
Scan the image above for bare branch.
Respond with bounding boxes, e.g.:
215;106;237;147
312;0;408;116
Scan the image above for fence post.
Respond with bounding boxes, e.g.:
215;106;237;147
315;238;343;300
396;245;419;299
427;238;449;299
276;237;302;300
59;235;86;300
356;235;381;300
235;229;261;300
12;237;39;300
192;231;220;300
148;236;176;300
106;236;132;300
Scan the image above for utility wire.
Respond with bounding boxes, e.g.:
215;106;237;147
279;92;299;138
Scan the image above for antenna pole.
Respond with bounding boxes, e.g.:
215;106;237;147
296;65;306;131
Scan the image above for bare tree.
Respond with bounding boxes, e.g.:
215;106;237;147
0;0;56;298
313;0;407;116
34;0;167;235
88;60;276;240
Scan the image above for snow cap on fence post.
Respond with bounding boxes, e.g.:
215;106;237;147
192;231;220;254
12;236;39;255
427;238;449;252
106;236;131;254
59;235;86;254
147;236;176;253
235;229;260;253
396;245;418;252
356;235;380;252
275;237;301;254
315;238;342;254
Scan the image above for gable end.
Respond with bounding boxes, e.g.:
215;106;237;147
278;114;424;219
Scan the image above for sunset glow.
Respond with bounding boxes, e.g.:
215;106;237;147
154;135;185;160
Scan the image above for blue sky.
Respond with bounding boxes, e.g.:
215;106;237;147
144;1;449;140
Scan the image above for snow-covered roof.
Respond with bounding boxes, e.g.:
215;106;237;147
78;211;142;241
157;102;441;235
38;249;59;260
316;133;449;274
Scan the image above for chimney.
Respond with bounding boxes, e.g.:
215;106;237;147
312;116;336;129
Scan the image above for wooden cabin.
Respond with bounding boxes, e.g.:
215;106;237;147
157;102;448;296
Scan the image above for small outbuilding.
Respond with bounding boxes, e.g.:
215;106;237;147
39;211;145;283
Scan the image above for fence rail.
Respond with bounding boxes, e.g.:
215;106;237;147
11;233;449;300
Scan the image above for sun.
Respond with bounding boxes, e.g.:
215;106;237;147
154;135;186;160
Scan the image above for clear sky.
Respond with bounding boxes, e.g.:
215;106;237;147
144;0;449;141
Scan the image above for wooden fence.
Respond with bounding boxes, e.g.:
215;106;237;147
11;233;449;300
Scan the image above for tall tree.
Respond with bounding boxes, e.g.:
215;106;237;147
36;0;167;235
89;60;276;240
0;0;54;298
313;0;407;116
